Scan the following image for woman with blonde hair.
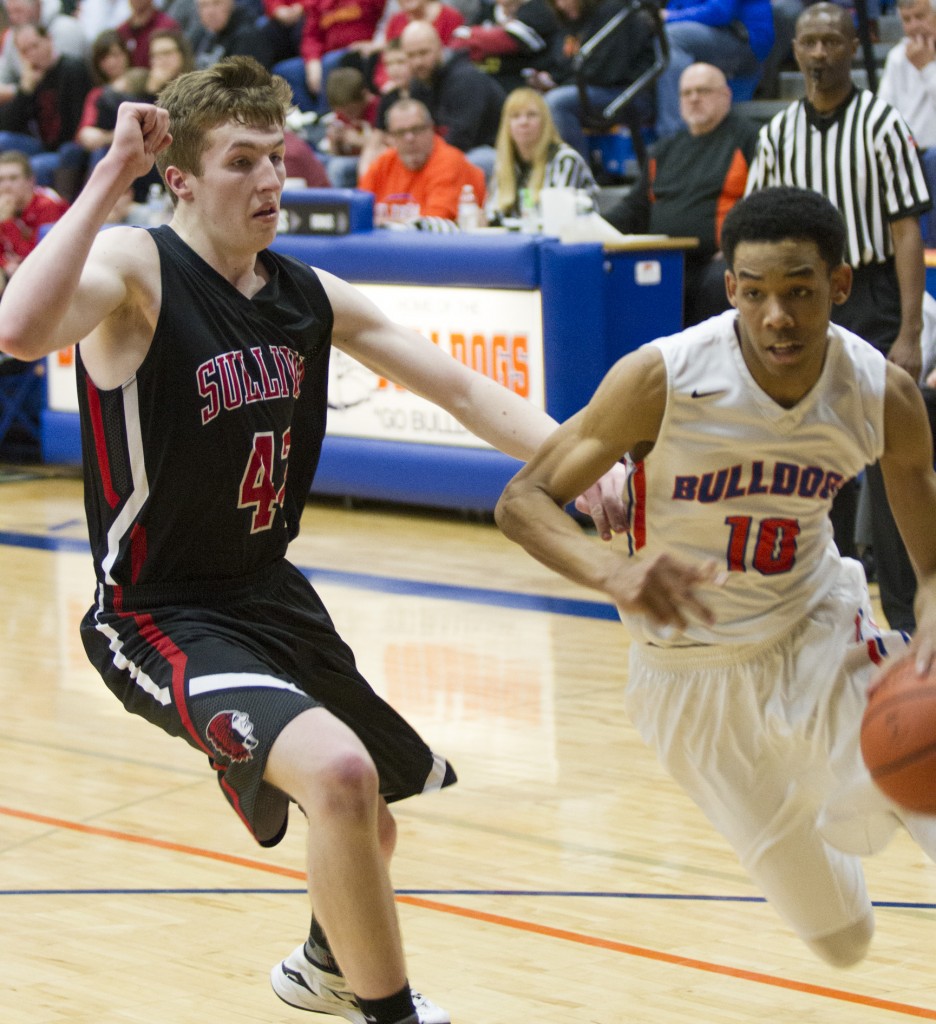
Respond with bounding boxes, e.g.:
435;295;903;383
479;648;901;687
487;86;598;226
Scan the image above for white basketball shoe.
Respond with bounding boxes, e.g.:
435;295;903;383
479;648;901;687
271;943;450;1024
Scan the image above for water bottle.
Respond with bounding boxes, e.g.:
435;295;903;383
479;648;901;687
519;187;538;234
145;183;169;226
457;184;479;232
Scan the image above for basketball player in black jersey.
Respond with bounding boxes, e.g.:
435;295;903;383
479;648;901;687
0;58;628;1024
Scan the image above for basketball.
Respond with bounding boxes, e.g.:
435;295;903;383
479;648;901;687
860;654;936;814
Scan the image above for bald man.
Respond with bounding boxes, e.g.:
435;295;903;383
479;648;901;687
606;63;759;326
400;20;505;178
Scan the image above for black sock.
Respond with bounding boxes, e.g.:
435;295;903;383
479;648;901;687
356;983;417;1024
305;915;340;974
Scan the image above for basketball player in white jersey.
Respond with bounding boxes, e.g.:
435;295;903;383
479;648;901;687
496;186;936;967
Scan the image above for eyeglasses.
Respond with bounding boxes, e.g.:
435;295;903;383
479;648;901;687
387;124;432;140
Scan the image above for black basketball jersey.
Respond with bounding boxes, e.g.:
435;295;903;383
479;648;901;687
76;225;334;589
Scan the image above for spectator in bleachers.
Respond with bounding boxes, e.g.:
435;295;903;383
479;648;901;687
0;148;67;293
359;96;486;226
449;0;560;94
76;29;185;195
376;33;415;104
0;0;88;107
319;65;378;185
86;25;133;93
190;0;280;66
878;0;936;127
356;36;424;172
75;30;136;157
876;0;933;249
0;24;92;197
486;84;596;225
145;26;195;89
368;0;464;90
401;19;504;177
536;0;657;162
252;0;309;68
878;0;936;245
116;0;182;66
272;0;386;112
654;0;775;137
605;62;758;324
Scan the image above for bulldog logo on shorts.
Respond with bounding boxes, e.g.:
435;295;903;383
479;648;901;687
206;710;259;762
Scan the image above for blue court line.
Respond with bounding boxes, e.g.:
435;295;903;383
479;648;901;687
300;566;618;619
0;529;619;621
1;888;934;910
0;530;91;555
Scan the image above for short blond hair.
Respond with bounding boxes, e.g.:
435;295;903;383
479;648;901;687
155;56;293;179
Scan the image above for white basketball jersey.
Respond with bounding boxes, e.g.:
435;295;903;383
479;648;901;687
620;310;887;646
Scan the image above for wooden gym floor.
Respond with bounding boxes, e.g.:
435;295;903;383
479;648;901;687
1;468;934;1024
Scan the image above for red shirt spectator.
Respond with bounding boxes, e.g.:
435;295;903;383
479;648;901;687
0;151;68;280
299;0;387;62
117;0;181;67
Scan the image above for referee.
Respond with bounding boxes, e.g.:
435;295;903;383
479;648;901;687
745;1;932;633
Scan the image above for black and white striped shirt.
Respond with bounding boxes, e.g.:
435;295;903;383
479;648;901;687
486;142;599;220
745;89;931;268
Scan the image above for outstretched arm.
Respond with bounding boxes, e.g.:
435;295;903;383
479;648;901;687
880;362;936;670
320;268;631;535
495;346;720;628
0;102;171;362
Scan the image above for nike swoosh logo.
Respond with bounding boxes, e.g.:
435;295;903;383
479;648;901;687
691;389;723;399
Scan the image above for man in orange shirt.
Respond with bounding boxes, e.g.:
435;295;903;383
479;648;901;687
358;98;485;230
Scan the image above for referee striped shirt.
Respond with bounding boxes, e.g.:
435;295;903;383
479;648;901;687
745;88;932;268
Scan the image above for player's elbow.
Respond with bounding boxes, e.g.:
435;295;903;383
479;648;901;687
494;478;524;540
0;314;43;362
0;327;32;362
495;474;548;542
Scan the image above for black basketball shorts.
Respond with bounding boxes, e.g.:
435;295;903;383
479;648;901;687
80;559;456;846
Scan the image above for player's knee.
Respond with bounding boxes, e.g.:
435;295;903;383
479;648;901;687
807;912;874;967
308;750;380;824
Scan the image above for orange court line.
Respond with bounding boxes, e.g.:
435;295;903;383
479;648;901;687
3;803;936;1020
398;895;936;1020
0;804;305;881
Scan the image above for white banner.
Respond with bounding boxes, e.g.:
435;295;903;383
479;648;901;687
330;283;544;448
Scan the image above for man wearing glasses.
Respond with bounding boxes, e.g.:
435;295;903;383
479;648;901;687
358;98;486;229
